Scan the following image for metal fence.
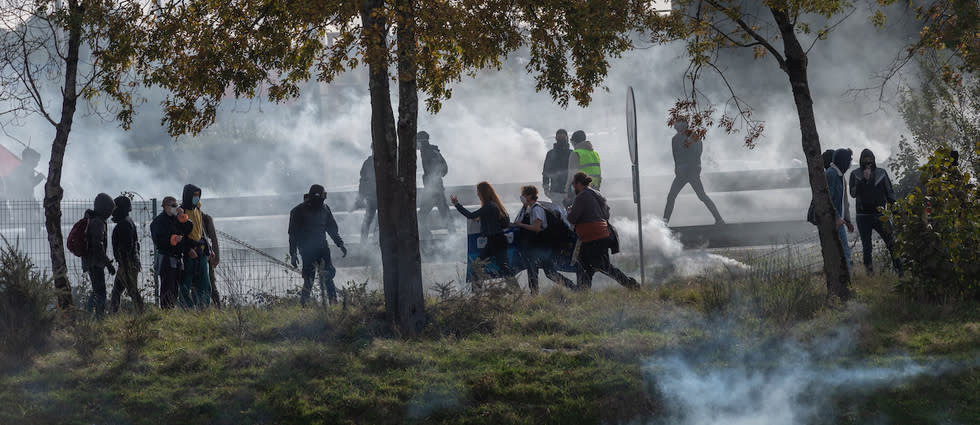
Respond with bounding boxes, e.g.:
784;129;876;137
0;199;305;306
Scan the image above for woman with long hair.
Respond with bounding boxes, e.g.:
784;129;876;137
450;181;514;280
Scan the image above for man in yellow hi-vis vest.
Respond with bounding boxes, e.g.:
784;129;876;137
564;130;601;206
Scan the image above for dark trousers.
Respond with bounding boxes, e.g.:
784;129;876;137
88;268;107;318
519;244;575;293
361;200;378;242
179;255;211;309
856;213;902;274
663;172;723;223
418;184;456;233
159;256;181;309
478;233;514;280
110;260;144;313
208;263;221;308
301;246;337;306
576;239;638;289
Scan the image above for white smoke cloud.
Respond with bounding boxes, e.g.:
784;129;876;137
611;215;750;277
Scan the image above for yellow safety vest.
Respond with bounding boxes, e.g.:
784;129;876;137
574;149;602;188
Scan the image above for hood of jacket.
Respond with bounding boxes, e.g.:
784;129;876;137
93;193;115;219
832;148;852;173
859;148;877;170
822;150;835;169
573;141;594;151
111;196;132;223
181;184;201;210
552;141;570;152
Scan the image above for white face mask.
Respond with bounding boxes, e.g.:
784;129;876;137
165;206;176;216
520;195;528;205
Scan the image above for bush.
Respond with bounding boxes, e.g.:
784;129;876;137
885;148;980;302
0;239;57;369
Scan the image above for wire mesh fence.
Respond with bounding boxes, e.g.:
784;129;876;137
0;199;304;306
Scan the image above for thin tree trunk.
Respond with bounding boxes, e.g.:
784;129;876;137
45;1;84;309
772;9;851;300
393;0;426;334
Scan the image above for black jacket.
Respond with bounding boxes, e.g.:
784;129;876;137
849;149;896;214
288;199;345;256
543;142;571;193
112;215;141;267
150;212;193;258
672;131;702;175
420;144;448;187
359;156;377;203
82;193;115;271
455;201;508;237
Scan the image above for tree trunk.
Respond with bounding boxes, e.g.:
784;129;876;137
45;1;85;309
771;9;851;300
360;0;426;334
393;0;427;334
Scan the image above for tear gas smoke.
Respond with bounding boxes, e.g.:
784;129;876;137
611;215;750;277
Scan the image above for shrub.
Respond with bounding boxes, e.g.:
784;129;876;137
885;148;980;302
0;239;57;369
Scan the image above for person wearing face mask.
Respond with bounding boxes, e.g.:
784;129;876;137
542;129;572;204
150;196;190;309
849;148;902;276
82;193;116;319
179;184;214;308
289;184;348;306
567;172;639;290
109;196;145;314
512;185;576;294
826;148;855;271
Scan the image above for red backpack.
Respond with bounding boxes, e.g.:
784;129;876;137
66;217;89;257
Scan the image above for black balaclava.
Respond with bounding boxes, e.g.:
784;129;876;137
859;149;876;171
822;149;835;169
305;184;326;206
94;193;115;219
832;148;852;173
555;129;569;148
111;196;132;223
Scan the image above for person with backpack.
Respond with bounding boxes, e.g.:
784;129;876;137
567;172;640;290
417;131;456;235
150;196;191;309
512;185;576;293
81;193;116;318
451;181;515;283
849;148;902;276
109;196;145;314
289;184;348;306
179;184;214;308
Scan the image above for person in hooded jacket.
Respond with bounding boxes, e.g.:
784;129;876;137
109;196;145;313
83;193;116;318
150;196;191;309
289;184;348;306
822;149;835;170
178;184;214;308
663;120;724;225
567;172;640;290
542;129;572;204
417;131;456;235
826;148;855;271
849;148;902;275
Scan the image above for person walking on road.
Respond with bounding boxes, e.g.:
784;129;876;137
289;184;348;306
663;120;724;225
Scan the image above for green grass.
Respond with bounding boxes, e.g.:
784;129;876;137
1;273;978;425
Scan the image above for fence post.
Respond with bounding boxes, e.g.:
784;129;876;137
151;198;159;306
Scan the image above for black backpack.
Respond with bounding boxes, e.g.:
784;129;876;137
537;204;575;247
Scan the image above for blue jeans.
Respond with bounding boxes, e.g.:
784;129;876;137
838;224;851;272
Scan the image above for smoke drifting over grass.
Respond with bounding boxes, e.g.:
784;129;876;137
612;215;749;277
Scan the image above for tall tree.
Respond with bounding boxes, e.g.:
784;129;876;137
647;0;866;299
0;0;148;308
139;0;652;332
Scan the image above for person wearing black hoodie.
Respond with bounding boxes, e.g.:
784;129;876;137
542;129;572;204
150;196;192;309
849;149;902;275
109;196;145;313
179;184;214;308
289;184;348;306
416;131;456;235
83;193;116;318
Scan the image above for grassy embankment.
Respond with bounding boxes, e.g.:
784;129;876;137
2;269;979;425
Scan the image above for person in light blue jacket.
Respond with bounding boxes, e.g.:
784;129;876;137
826;148;854;271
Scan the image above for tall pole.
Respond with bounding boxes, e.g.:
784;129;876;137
626;87;645;284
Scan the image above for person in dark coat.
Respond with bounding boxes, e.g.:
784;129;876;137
542;129;571;204
179;184;213;308
289;184;348;306
4;147;44;199
827;148;855;271
451;181;515;283
663;120;724;225
567;172;639;290
150;196;190;309
822;149;835;170
417;131;456;235
109;196;145;313
83;193;116;318
849;148;902;275
357;155;378;242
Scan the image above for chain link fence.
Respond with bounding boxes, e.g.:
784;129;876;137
0;199;304;306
